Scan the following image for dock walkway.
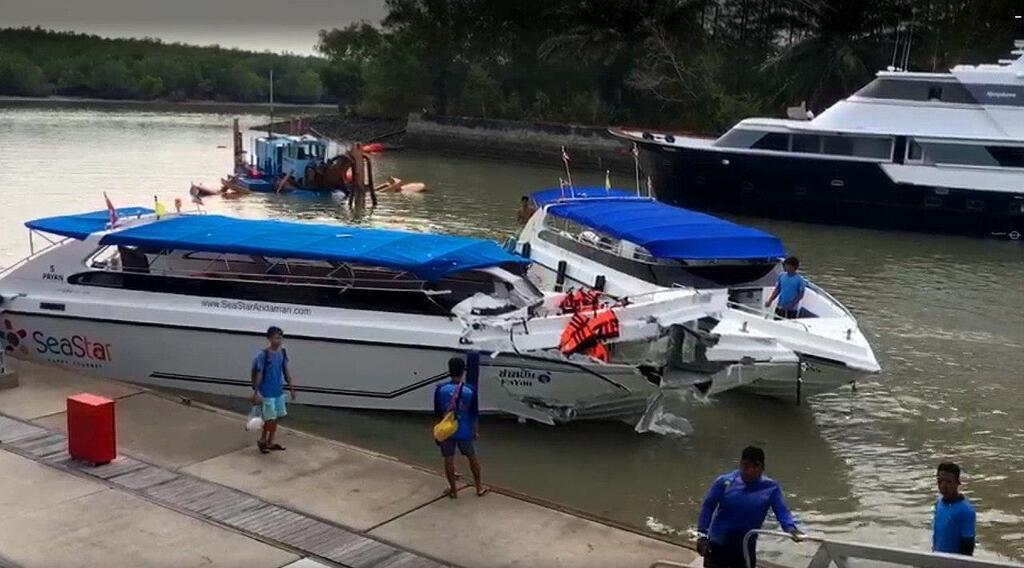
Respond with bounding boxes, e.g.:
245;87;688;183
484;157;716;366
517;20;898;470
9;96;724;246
0;360;699;568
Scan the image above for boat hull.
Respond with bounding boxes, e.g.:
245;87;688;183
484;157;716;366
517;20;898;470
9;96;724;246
226;175;343;195
2;311;657;424
640;143;1024;238
732;358;869;401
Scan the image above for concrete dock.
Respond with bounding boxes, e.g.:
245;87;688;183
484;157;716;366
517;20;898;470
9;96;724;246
0;360;699;568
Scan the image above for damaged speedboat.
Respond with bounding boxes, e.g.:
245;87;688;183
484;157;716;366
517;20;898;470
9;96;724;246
0;208;728;424
514;188;881;402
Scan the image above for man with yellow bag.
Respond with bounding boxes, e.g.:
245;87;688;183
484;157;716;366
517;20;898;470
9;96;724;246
433;357;486;498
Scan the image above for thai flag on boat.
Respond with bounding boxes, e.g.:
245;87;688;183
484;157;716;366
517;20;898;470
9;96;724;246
103;192;119;228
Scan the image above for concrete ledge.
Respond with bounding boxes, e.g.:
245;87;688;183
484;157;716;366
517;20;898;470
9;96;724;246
405;113;632;170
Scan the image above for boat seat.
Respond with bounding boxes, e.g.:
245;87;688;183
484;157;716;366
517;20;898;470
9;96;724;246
118;246;151;274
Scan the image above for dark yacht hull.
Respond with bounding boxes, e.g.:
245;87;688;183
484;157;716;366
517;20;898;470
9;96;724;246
641;144;1024;238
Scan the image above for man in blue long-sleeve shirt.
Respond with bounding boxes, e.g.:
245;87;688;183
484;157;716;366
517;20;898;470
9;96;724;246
697;446;803;568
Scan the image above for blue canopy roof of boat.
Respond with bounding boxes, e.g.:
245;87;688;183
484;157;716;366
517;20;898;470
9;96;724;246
531;187;637;207
531;187;785;260
94;214;525;280
25;208;155;240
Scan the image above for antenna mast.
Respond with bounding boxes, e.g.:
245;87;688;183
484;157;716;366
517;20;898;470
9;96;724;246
268;68;274;139
902;12;916;71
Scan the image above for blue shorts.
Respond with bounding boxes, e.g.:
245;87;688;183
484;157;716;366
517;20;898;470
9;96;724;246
261;395;287;421
438;438;475;457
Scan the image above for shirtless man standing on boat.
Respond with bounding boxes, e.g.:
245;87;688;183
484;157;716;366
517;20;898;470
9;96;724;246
516;196;538;225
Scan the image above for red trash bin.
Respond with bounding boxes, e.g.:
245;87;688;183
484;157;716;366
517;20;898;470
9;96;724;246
67;393;116;465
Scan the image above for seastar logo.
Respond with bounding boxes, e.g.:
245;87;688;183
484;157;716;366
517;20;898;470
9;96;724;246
3;319;29;355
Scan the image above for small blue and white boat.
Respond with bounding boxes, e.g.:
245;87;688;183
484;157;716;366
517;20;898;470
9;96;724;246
224;133;350;195
515;188;880;402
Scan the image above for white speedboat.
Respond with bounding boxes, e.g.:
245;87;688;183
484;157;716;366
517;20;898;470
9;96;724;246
515;188;881;402
613;41;1024;238
0;207;728;425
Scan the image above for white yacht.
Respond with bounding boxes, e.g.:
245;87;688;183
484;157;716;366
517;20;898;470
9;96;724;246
612;41;1024;238
0;207;729;425
515;189;881;402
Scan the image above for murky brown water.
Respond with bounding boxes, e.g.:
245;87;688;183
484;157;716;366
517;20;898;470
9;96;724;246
2;104;1022;563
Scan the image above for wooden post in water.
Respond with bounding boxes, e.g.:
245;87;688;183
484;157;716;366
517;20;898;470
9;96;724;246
232;118;245;169
349;143;365;210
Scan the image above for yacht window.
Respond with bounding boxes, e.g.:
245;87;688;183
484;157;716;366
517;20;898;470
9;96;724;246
791;134;821;154
751;133;789;151
715;129;766;149
987;146;1024;168
854;79;977;104
907;140;924;161
822;135;892;159
926;143;999;167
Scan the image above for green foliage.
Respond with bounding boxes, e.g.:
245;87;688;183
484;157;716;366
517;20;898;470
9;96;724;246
0;53;52;96
357;46;429;118
90;60;135;99
277;69;324;104
455;65;502;118
3;0;1018;131
137;75;164;99
315;0;1018;132
0;27;329;103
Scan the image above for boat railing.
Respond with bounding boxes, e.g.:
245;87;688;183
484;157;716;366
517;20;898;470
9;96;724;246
104;263;462;296
804;281;855;319
726;300;813;334
740;530;1022;568
0;230;69;278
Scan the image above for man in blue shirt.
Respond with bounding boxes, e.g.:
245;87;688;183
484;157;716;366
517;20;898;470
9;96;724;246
252;326;296;455
933;462;976;556
765;256;806;319
697;446;803;568
434;357;485;498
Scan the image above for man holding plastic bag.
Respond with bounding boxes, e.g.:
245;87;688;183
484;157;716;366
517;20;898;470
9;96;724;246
249;326;296;454
433;357;486;498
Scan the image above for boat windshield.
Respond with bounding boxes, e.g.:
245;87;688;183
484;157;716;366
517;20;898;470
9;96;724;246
539;216;778;288
79;246;534;317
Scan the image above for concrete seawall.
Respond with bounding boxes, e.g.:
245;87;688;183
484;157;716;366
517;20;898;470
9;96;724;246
404;114;632;171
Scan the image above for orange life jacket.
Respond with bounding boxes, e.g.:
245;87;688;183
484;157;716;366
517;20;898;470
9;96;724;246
559;309;620;362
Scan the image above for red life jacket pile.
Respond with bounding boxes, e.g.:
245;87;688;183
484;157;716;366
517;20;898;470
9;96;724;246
557;289;621;362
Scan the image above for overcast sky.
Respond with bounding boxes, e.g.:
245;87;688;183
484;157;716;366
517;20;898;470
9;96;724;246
0;0;387;55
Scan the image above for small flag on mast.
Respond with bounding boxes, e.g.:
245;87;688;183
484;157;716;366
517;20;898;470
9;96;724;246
104;193;119;228
153;195;167;218
632;143;641;197
560;146;575;197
